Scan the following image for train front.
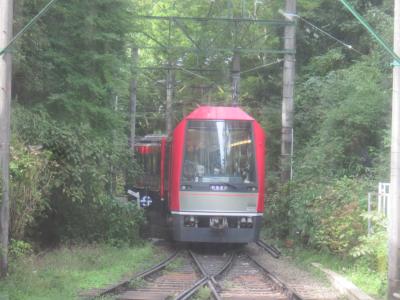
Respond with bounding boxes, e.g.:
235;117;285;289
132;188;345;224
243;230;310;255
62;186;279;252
169;106;265;243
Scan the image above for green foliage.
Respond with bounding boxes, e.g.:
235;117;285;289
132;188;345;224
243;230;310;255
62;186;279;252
46;197;145;246
10;0;141;247
10;105;144;245
14;0;133;125
9;138;52;241
268;177;372;255
350;212;387;274
9;240;33;259
310;178;368;254
193;287;212;300
295;56;390;179
38;128;143;244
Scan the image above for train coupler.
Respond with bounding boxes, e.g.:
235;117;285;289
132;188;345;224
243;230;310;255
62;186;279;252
209;217;228;229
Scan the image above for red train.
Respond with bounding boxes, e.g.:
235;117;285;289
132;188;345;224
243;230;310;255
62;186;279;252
133;106;266;243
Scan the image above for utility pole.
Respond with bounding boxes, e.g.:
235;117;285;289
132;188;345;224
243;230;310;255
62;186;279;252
389;0;400;298
0;0;13;278
232;51;240;106
337;1;400;298
110;95;118;196
130;48;138;154
166;61;174;135
281;0;296;182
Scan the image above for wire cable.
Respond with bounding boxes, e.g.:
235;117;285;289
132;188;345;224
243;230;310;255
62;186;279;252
240;59;284;74
339;0;400;63
0;0;59;56
178;67;211;81
295;14;364;55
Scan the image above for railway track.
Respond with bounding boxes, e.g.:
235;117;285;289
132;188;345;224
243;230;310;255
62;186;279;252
88;242;303;300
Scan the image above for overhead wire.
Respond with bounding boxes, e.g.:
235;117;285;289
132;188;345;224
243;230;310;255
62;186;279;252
240;59;284;74
0;0;59;56
177;67;211;82
283;12;364;55
339;0;400;63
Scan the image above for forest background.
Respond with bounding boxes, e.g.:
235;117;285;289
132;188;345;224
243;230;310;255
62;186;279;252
0;0;394;297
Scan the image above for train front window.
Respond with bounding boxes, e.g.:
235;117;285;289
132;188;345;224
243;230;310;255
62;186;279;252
182;120;256;184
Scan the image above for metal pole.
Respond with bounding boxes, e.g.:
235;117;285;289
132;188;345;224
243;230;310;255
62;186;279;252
109;94;118;197
368;193;372;236
0;0;13;278
130;48;138;154
281;0;296;182
232;51;240;106
389;0;400;298
166;61;174;135
290;127;294;180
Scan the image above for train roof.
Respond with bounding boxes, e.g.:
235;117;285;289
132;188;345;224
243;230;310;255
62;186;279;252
185;106;254;121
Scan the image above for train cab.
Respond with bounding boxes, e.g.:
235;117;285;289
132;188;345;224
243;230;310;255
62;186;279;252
133;106;266;243
168;106;266;243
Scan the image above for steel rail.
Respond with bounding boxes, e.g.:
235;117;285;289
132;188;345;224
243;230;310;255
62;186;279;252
175;250;236;300
134;249;181;279
174;276;210;300
270;244;282;255
213;251;236;281
188;250;222;300
256;240;281;258
245;253;304;300
86;249;180;299
175;251;217;300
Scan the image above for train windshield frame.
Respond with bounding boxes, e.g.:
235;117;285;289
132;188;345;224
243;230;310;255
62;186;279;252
181;120;257;187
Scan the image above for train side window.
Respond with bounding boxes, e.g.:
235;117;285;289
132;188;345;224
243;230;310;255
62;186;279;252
136;145;161;189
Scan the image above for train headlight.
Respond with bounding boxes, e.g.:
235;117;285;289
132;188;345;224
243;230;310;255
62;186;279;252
181;185;191;190
247;186;257;192
184;216;197;227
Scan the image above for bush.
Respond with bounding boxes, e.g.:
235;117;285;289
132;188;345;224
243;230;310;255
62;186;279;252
9;139;52;241
12;106;144;246
350;212;387;274
9;239;33;258
267;177;372;256
38;197;145;246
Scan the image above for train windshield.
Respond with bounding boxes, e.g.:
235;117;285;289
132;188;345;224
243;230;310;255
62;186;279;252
182;120;256;184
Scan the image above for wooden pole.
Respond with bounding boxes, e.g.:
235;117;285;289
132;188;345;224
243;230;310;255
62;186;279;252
232;51;240;106
0;0;13;278
281;0;296;182
130;48;138;154
388;0;400;298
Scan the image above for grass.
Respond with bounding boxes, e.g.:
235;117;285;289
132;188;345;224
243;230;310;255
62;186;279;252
192;286;211;300
0;243;156;300
164;256;184;272
279;245;387;299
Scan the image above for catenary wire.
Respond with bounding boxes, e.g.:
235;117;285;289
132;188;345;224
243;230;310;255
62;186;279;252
284;12;364;55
